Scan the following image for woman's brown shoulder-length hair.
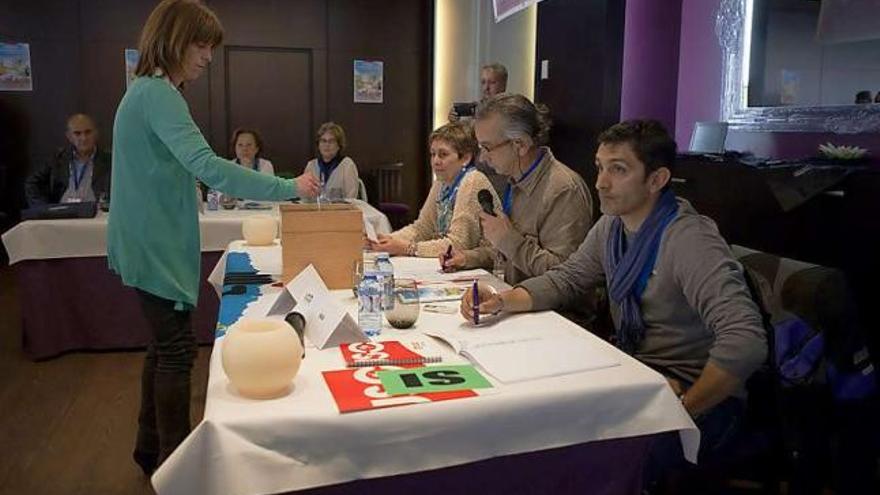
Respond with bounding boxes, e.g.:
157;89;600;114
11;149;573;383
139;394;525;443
134;0;223;79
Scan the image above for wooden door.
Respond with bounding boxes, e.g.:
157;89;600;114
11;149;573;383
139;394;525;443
224;47;314;174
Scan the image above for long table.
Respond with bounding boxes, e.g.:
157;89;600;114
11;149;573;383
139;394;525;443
2;203;391;359
152;243;699;495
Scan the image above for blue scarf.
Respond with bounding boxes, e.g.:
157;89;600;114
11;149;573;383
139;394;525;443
317;155;344;184
604;189;678;354
436;161;475;235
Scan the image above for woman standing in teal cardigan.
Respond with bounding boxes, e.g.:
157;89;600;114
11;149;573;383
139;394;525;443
108;0;319;474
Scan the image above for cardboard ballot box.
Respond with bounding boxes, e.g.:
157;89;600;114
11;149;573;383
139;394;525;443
280;203;363;289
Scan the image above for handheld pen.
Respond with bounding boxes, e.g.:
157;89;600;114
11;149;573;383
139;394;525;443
472;279;480;325
442;245;453;270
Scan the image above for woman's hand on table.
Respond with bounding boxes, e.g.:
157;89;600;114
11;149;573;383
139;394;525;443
439;247;467;272
370;234;409;256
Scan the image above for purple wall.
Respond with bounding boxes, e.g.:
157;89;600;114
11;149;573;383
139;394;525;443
674;0;724;147
674;0;880;160
619;0;682;133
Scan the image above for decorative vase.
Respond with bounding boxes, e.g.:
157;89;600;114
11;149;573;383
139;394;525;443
242;215;277;245
221;318;303;399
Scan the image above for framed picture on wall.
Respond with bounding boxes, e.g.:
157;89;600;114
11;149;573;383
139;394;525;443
0;42;33;91
354;60;383;104
124;49;139;89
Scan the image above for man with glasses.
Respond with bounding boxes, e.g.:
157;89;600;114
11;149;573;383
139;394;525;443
445;93;592;285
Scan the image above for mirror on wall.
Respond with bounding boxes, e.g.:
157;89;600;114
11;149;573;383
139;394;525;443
716;0;880;133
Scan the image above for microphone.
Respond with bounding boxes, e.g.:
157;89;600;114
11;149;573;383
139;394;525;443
284;311;307;358
477;189;496;217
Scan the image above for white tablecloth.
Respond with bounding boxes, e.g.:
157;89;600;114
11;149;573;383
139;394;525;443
153;251;700;495
1;200;391;264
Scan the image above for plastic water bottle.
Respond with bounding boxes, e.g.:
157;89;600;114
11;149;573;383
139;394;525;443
206;189;220;211
492;251;507;282
375;252;395;310
358;273;383;338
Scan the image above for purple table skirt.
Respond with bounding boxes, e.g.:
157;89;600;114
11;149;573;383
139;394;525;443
15;252;222;360
288;434;654;495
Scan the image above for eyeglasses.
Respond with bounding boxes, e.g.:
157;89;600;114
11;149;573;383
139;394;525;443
478;139;512;154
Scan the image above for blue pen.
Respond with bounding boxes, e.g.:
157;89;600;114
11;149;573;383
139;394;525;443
472;279;480;325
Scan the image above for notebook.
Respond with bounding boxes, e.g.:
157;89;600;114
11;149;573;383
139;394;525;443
339;340;442;367
424;313;620;383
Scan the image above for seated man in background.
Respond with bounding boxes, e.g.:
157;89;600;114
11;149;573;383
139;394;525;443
444;93;593;285
449;62;510;196
25;113;111;206
370;121;499;257
461;119;768;490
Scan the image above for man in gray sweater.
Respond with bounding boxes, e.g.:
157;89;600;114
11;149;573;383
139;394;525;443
461;120;767;485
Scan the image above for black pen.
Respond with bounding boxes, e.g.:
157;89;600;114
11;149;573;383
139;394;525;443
442;245;453;271
472;279;480;325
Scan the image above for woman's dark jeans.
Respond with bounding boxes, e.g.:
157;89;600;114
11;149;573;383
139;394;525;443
133;289;197;474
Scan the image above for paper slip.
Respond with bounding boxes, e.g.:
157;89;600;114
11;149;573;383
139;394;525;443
424;321;620;383
394;267;490;284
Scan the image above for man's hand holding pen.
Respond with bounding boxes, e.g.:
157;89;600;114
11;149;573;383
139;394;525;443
460;282;504;324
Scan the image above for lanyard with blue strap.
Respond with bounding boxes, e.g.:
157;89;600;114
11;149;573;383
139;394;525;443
501;150;544;216
440;161;475;203
69;160;89;190
436;162;475;235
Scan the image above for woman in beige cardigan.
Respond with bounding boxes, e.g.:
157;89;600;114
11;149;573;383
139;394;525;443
371;121;500;257
303;122;360;199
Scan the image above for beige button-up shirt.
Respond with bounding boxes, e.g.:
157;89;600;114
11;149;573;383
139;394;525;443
463;147;594;284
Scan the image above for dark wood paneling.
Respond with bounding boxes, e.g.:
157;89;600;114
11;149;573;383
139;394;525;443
535;0;626;208
208;0;327;48
79;0;155;42
225;47;314;173
325;0;431;208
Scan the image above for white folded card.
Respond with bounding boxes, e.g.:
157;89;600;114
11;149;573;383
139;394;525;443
267;264;365;349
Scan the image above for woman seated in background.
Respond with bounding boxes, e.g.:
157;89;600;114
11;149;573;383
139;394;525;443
304;122;360;199
231;128;275;175
371;121;500;257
